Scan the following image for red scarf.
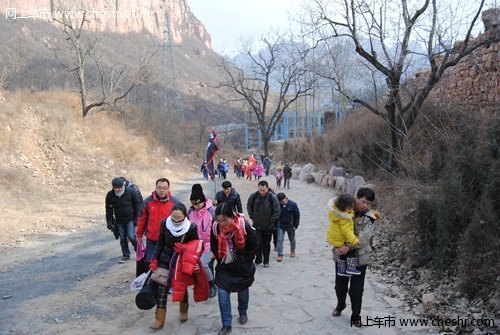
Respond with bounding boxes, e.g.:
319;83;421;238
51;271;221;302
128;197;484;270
217;216;246;263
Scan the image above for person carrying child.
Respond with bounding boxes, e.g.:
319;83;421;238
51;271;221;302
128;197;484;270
326;194;361;276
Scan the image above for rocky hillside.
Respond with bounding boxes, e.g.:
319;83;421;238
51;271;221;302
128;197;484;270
0;0;236;123
1;0;212;46
0;90;193;248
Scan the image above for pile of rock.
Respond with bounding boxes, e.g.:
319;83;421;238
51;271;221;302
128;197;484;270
291;162;373;196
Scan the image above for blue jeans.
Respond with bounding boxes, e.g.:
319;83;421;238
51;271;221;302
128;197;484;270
283;178;291;189
145;239;157;261
117;221;137;258
217;287;249;327
277;226;296;256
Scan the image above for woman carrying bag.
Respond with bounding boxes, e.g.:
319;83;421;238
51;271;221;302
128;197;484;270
210;202;258;335
148;203;198;330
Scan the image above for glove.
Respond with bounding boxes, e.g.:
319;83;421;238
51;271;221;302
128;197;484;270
174;242;186;254
106;221;113;230
149;259;158;271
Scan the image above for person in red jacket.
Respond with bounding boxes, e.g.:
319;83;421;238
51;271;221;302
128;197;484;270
136;178;180;263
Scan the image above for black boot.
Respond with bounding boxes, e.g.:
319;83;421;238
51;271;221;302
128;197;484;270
218;326;232;335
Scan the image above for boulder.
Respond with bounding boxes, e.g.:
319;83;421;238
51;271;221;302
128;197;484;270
332;176;345;190
343;175;366;195
315;170;327;184
298;163;315;181
291;166;301;179
329;166;345;177
305;174;315;183
326;176;335;187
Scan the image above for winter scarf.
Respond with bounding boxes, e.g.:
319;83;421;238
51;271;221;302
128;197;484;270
215;216;246;264
166;217;191;237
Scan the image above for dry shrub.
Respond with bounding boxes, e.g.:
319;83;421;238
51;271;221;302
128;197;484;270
412;105;499;299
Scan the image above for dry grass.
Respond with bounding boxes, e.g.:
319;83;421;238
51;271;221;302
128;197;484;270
0;89;195;245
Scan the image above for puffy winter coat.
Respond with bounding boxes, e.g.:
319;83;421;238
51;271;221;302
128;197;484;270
247;191;280;231
171;239;209;302
105;187;142;225
326;206;359;247
188;199;215;254
215;188;243;213
152;221;198;269
136;191;179;242
278;199;300;229
210;218;258;292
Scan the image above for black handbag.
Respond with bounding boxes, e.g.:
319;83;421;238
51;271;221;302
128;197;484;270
135;272;156;310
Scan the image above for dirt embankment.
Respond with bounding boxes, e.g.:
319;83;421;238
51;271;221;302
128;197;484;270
0;90;193;249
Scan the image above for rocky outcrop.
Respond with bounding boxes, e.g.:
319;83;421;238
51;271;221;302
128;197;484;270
1;0;212;48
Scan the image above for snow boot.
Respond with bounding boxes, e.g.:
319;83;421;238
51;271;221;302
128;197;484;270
150;308;166;330
346;257;361;275
337;259;351;277
179;302;189;322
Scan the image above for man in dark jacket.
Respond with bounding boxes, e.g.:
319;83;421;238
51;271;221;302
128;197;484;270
246;180;280;268
213;180;243;214
283;163;292;189
105;177;142;263
276;193;300;262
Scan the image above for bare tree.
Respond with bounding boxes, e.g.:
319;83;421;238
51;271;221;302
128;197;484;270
218;34;315;156
52;8;151;117
306;0;498;172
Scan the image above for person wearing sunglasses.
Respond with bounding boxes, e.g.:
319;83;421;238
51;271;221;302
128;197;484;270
188;183;217;298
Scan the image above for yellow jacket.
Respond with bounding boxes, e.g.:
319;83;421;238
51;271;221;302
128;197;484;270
326;206;359;247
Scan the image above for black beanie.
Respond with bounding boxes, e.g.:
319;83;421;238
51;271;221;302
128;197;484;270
190;184;206;204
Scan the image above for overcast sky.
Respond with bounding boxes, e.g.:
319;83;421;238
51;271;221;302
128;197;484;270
187;0;302;56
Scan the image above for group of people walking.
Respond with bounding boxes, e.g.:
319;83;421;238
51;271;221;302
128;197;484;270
208;155;293;191
106;175;378;332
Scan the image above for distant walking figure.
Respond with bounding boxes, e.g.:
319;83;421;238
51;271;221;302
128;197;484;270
283;163;292;189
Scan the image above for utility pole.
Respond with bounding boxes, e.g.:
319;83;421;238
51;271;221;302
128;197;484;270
161;9;183;122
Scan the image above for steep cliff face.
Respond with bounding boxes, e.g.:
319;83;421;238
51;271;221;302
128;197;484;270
1;0;212;48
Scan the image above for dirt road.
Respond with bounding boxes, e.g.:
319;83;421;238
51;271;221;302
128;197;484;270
0;175;435;335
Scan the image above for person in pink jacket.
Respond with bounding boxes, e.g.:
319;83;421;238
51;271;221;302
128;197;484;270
188;184;217;298
254;163;263;180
